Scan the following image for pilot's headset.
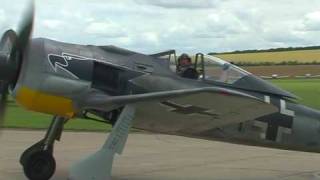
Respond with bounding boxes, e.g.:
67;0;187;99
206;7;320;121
178;53;191;65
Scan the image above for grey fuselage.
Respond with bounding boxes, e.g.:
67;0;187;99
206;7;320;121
12;38;320;153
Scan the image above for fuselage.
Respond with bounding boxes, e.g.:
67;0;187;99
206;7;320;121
11;38;320;153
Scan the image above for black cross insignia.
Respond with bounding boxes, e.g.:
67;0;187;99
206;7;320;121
256;113;293;141
161;101;219;118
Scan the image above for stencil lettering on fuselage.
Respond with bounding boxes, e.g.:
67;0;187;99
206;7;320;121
254;95;295;142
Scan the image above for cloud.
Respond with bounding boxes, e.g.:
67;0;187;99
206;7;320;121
0;9;5;24
1;0;320;54
263;30;303;44
135;0;220;9
0;9;11;36
42;19;63;30
302;11;320;31
142;32;159;44
84;21;127;38
205;13;249;35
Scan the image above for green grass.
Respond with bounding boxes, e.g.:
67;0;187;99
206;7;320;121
3;79;320;131
4;103;111;131
269;79;320;109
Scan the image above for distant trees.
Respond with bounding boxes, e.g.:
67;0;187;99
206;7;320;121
209;46;320;55
233;61;320;66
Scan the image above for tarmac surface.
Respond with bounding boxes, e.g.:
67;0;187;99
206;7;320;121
1;130;320;180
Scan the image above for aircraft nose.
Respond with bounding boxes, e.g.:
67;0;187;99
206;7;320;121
0;51;15;80
0;51;9;68
0;30;20;82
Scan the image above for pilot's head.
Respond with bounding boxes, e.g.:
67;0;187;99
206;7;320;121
178;53;192;66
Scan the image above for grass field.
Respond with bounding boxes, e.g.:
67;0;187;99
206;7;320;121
215;49;320;63
243;65;320;76
2;79;320;131
4;104;111;131
270;79;320;109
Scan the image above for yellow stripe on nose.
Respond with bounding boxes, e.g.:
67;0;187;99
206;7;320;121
16;86;76;118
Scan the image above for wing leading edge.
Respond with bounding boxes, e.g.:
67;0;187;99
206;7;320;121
80;87;260;108
77;87;278;133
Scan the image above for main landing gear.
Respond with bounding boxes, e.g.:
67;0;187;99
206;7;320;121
20;116;67;180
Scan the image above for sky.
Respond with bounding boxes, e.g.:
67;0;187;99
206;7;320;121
0;0;320;54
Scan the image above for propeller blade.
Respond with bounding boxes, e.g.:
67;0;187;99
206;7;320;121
0;1;34;133
16;1;34;54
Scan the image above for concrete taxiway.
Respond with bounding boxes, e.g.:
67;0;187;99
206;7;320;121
1;130;320;180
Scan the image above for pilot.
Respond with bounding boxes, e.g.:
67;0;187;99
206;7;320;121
176;53;199;79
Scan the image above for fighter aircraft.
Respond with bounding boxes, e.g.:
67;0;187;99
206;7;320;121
1;3;320;180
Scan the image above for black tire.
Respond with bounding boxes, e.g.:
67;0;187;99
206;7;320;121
20;141;44;166
23;151;56;180
20;140;54;166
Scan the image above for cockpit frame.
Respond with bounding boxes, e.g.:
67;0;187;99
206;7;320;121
194;53;205;80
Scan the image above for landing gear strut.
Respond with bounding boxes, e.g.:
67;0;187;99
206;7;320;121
20;116;66;180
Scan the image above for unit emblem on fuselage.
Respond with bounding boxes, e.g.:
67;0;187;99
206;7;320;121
47;53;93;80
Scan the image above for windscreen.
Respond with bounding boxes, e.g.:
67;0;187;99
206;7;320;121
203;55;250;84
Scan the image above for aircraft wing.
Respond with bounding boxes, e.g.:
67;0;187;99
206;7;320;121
79;87;278;134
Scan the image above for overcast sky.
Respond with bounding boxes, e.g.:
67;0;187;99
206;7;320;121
1;0;320;54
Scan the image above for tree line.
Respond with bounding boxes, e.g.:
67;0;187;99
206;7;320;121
209;46;320;55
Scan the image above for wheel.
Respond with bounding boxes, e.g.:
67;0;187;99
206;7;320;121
20;141;44;166
20;140;53;166
23;151;56;180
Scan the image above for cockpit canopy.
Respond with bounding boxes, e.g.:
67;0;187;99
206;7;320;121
152;50;297;99
197;54;250;84
155;51;250;84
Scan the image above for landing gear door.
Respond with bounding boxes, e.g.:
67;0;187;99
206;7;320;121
194;53;205;80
